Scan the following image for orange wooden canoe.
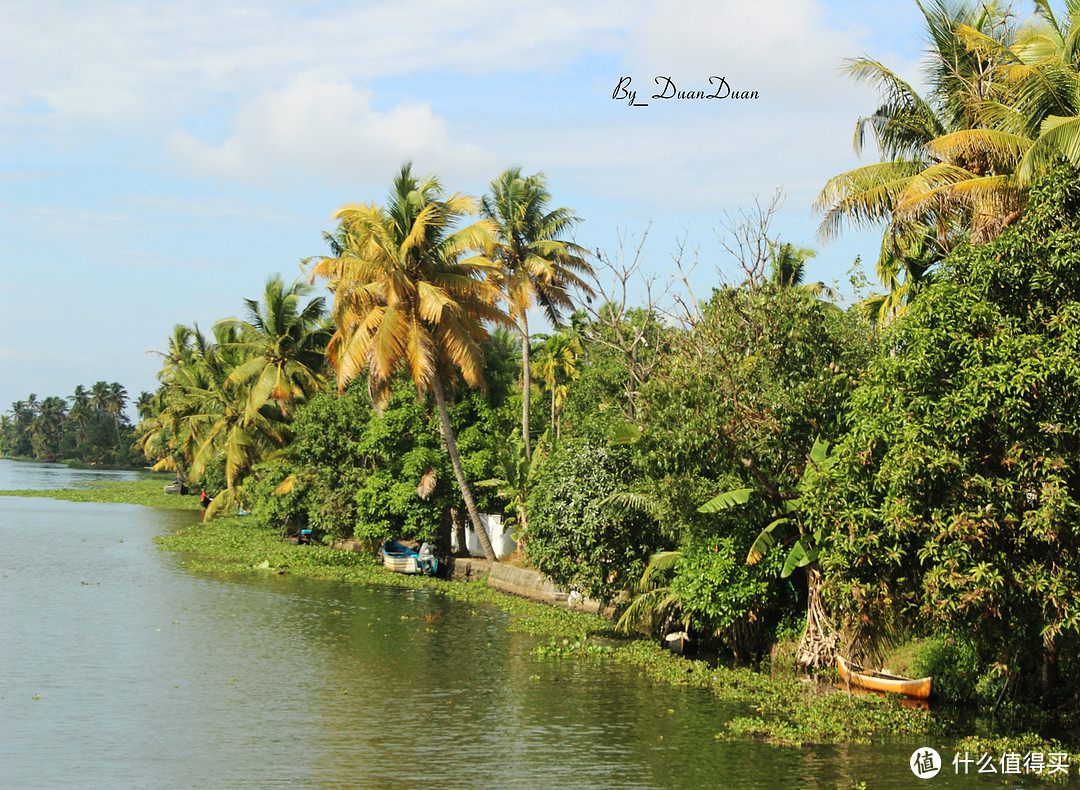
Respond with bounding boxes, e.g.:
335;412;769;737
836;655;933;700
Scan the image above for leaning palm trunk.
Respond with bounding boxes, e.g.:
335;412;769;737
797;563;838;667
432;375;497;562
520;313;532;462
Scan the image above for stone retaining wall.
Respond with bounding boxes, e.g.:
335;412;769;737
447;557;614;617
330;541;615;617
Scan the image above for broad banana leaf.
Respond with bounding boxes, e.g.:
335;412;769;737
746;517;790;564
781;533;821;578
809;437;831;466
697;487;754;513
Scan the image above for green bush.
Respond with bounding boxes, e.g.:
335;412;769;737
804;166;1080;702
526;437;661;601
912;636;984;703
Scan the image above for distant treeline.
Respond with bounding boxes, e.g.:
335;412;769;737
1;382;141;466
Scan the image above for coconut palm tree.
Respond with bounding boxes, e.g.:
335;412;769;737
536;332;582;442
153;324;198;382
67;385;93;449
767;241;839;300
135;391;156;421
215;276;331;422
30;396;67;461
961;2;1080;184
0;414;15;456
815;1;1027;321
481;168;595;461
308;162;513;562
5;399;36;457
106;382;128;448
138;320;294;513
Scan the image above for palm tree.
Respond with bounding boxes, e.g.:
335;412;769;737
308;162;513;562
964;2;1080;183
216;276;331;422
90;381;110;419
30;396;67;461
767;242;838;300
815;1;1026;320
481;167;595;461
138;321;294;512
135;391;156;421
67;385;93;449
153;324;198;381
536;332;582;442
106;382;128;448
5;399;36;457
0;415;15;456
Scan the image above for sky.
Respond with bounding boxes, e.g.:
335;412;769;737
0;0;936;417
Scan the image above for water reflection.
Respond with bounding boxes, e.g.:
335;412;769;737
0;457;150;490
1;462;1069;789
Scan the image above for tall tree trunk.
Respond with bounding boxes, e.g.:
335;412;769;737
550;386;556;442
520;313;532;462
432;375;498;562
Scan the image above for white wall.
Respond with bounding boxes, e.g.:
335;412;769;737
451;513;516;558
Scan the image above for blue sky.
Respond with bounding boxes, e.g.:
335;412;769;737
0;0;937;416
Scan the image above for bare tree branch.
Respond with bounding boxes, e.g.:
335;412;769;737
584;226;670;422
715;188;785;288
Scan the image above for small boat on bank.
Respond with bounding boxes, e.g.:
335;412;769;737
835;655;933;700
381;540;439;576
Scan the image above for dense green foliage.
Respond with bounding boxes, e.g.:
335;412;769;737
1;382;136;466
246;359;518;546
526;437;661;601
624;286;874;658
804;165;1080;706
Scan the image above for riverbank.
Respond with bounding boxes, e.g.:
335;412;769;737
1;455;150;472
4;477;1077;773
1;474;204;510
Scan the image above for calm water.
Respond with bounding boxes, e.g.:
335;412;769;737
1;459;1074;789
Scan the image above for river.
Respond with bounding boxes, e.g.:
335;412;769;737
1;459;1073;788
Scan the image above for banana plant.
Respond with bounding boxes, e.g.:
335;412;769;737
698;437;833;578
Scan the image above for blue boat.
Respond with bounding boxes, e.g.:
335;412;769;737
381;540;439;576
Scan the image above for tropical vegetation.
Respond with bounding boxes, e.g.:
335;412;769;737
1;382;134;465
815;0;1080;324
9;2;1079;741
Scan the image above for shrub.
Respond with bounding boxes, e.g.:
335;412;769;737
526;438;661;601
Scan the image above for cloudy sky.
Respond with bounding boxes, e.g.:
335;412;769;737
0;0;934;416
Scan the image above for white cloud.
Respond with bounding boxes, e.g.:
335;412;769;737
1;0;628;142
625;0;867;109
166;72;497;188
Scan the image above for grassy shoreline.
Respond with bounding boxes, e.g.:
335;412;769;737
4;478;1077;770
